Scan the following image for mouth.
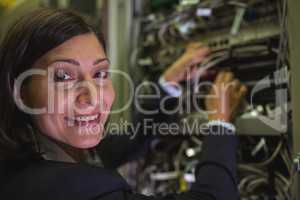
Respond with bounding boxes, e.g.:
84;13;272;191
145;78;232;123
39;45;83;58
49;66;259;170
64;113;101;126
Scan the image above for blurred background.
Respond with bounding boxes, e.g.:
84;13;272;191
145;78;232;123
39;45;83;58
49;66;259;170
1;0;300;199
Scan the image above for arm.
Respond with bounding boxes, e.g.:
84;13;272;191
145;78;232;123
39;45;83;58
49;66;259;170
124;72;247;200
123;132;238;200
97;43;209;168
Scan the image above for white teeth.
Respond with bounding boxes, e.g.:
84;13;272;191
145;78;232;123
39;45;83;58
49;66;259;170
70;114;99;122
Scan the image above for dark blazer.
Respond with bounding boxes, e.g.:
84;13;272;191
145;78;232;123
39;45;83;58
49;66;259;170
0;129;239;200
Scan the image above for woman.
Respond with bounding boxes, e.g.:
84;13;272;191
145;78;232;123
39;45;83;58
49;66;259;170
0;8;246;200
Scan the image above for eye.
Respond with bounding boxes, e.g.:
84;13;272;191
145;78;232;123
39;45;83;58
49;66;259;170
54;69;73;82
94;70;109;79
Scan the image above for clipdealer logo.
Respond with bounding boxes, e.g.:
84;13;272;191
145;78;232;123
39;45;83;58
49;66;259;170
250;67;289;132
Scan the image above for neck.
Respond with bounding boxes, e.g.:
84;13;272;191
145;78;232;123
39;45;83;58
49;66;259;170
34;127;88;163
55;141;87;163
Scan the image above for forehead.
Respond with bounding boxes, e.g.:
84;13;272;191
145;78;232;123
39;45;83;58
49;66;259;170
36;33;106;66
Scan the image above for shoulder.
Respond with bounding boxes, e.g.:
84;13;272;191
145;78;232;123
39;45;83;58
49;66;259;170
0;160;130;200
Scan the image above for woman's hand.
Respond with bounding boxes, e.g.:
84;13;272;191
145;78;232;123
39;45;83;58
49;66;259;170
162;42;210;83
205;71;247;122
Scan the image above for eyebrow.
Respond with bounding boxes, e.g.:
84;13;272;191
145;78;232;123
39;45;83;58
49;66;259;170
93;58;110;65
49;58;110;66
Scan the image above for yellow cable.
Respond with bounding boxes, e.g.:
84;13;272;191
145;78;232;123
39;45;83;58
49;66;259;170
0;0;17;9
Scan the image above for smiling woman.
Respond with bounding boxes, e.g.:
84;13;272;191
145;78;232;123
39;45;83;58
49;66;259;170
0;8;114;161
26;33;115;150
0;7;242;200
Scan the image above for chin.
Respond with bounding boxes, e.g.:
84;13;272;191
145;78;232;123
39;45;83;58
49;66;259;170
68;130;103;149
64;122;106;148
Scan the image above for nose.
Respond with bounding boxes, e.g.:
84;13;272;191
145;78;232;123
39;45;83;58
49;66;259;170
75;79;98;109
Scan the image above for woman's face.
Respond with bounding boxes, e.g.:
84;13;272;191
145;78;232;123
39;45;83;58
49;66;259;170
23;33;115;149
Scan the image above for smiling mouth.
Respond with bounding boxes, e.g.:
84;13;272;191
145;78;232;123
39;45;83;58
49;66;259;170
65;113;101;126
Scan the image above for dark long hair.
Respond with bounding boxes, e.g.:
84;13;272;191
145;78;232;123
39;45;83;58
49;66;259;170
0;8;106;160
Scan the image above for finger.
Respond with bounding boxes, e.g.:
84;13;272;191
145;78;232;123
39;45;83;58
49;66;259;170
190;55;207;66
195;47;210;57
187;42;203;50
239;85;248;96
215;71;233;84
215;71;227;84
185;48;210;62
235;84;247;99
181;47;210;67
231;79;241;91
223;72;234;82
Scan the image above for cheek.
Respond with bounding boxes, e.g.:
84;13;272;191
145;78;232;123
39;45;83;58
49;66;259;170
44;83;71;114
95;79;115;109
26;77;49;109
56;89;74;114
25;79;67;142
103;83;115;109
32;113;65;142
